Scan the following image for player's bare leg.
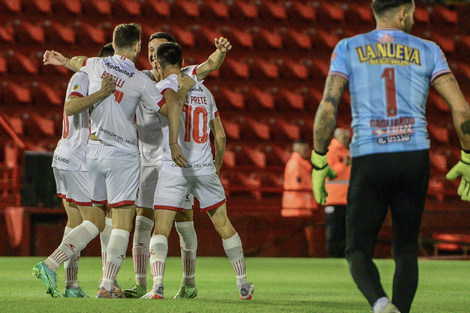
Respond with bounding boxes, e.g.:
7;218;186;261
98;205;135;298
123;206;154;298
207;203;254;300
142;209;177;299
174;209;198;299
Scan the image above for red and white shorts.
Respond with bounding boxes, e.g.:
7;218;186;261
154;172;225;212
86;140;140;207
136;164;194;210
53;168;93;206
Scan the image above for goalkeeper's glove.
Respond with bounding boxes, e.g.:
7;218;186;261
311;150;337;205
446;150;470;201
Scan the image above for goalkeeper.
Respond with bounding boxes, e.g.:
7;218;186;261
311;1;470;312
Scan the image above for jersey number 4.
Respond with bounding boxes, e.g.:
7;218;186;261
182;104;208;144
381;68;397;117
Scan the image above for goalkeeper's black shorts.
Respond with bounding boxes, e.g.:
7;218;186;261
346;149;430;252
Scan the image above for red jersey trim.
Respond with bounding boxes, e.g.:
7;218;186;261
154;205;184;212
57;193;66;199
82;58;88;66
92;199;108;205
65;197;93;206
108;200;135;208
158;98;166;108
192;65;198;76
69;92;85;98
214;111;220;118
200;199;227;212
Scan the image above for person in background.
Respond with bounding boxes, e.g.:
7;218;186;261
324;128;351;258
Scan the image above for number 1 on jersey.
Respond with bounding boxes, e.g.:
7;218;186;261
182;105;208;144
381;67;397;117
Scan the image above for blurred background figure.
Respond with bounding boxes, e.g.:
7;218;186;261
282;139;317;217
324;128;351;258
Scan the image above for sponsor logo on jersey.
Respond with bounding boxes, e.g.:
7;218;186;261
370;117;415;144
54;155;70;163
355;43;421;66
189;85;204;92
104;62;135;78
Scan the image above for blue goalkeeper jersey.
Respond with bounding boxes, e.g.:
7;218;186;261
329;28;451;157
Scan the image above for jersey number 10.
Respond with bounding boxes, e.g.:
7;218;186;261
182;104;209;144
381;68;397;117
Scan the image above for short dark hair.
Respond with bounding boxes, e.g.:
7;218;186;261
98;43;114;57
293;139;308;145
371;0;413;17
149;32;176;43
157;42;183;69
113;23;141;49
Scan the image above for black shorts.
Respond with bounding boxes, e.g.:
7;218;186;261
346;150;430;253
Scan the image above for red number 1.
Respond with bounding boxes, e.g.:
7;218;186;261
182;105;208;144
381;68;397;117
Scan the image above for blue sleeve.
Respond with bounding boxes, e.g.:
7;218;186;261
430;42;451;82
329;39;350;79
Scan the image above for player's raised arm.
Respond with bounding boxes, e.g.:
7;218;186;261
43;50;88;72
433;73;470;200
195;37;232;81
210;116;226;175
65;75;115;116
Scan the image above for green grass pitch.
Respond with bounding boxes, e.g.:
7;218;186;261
1;257;469;312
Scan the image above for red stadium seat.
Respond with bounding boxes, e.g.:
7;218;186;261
429;149;448;173
13;20;45;44
260;1;287;20
220;87;244;110
170;26;195;47
220;58;249;79
221;119;240;141
0;0;21;13
172;0;199;18
313;28;341;51
274;88;304;110
75;22;107;45
428;122;449;144
31;82;63;107
1;113;23;135
193;25;223;48
232;1;258;20
281;28;312;50
223;27;253;49
269;117;301;141
414;6;430;24
0;56;7;74
1;81;31;104
84;0;112;16
249;58;279;79
281;58;309;80
0;24;14;43
347;3;373;23
6;51;38;74
253;27;283;49
428;90;450;113
287;1;316;22
244;86;275;110
318;2;345;23
24;0;52;14
431;6;458;25
54;0;82;15
44;21;75;44
244;116;270;141
144;0;170;18
202;0;229;19
264;143;291;166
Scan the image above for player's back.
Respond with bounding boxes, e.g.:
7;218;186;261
331;29;451;157
81;55;163;152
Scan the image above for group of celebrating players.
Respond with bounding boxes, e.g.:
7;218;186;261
32;23;254;301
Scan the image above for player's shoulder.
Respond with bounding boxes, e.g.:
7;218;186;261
181;65;197;76
70;70;89;84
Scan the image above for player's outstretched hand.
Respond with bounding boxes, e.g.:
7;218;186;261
215;37;232;53
178;74;196;90
43;50;66;66
311;150;337;205
170;143;188;168
100;75;116;97
446;150;470;201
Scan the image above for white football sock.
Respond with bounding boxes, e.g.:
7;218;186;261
175;221;197;286
223;233;248;286
101;229;130;292
149;235;168;288
133;215;154;286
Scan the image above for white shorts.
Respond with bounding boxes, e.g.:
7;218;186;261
86;140;140;207
136;164;194;210
53;168;93;206
154;172;226;212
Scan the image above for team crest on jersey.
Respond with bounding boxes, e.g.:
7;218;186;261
73;83;80;90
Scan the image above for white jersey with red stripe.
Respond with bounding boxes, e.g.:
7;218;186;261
157;72;218;176
52;71;90;171
137;65;199;166
80;54;164;154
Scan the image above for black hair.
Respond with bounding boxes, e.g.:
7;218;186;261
156;42;183;69
149;32;176;43
98;43;114;57
371;0;413;16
